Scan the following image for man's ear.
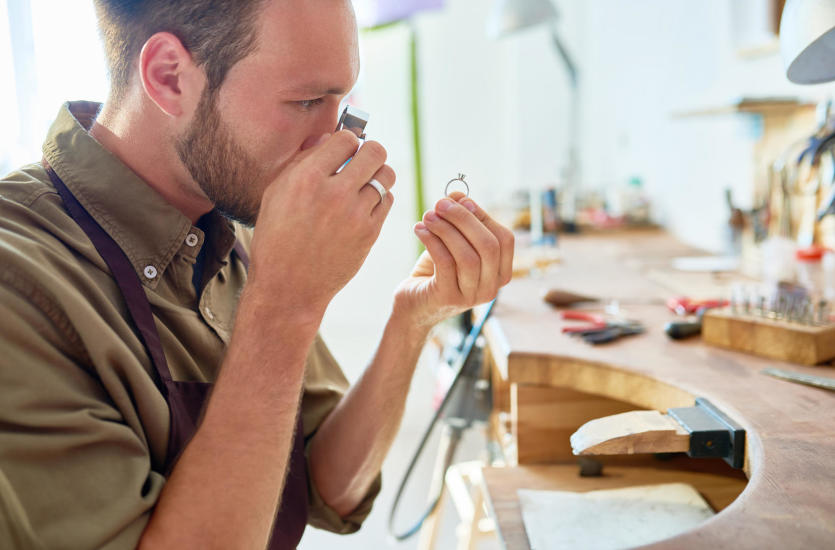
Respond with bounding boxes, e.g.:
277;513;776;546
138;32;203;118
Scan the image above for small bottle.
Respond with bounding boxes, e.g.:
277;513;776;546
822;250;835;300
795;245;827;297
540;187;559;246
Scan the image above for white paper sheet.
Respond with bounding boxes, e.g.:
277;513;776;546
518;482;715;550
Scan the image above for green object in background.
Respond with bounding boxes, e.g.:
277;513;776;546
357;0;445;256
409;23;427;230
362;20;427;256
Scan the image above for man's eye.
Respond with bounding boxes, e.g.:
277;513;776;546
298;98;324;110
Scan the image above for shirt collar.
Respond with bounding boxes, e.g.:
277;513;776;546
42;101;238;289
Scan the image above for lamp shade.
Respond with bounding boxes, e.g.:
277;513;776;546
780;0;835;84
486;0;558;38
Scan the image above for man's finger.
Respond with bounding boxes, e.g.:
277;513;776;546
358;164;396;214
303;130;362;176
457;197;515;285
414;222;457;292
371;188;394;220
338;140;388;190
433;198;499;294
422;211;480;298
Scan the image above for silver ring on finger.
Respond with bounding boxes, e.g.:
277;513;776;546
366;178;387;204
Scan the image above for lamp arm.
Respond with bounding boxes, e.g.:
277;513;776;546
547;22;580;225
549;23;578;89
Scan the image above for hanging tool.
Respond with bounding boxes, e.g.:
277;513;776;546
769;100;835;238
816;178;835;220
815;147;835;226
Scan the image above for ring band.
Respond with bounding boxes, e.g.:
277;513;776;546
445;173;469;197
366;179;387;203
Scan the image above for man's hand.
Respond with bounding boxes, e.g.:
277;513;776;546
248;130;395;320
141;133;397;548
307;193;512;517
395;191;514;328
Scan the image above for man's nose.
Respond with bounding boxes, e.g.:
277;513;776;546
301;105;340;151
301;104;345;150
322;103;345;135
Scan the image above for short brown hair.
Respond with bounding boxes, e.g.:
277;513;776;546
93;0;267;102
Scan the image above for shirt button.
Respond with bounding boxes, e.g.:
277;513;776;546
144;265;158;279
185;233;199;247
204;307;214;320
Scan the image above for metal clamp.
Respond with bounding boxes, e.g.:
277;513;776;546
667;398;746;469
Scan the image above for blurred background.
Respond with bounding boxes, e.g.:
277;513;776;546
3;0;835;548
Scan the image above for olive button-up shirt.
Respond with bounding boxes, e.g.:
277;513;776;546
0;101;379;549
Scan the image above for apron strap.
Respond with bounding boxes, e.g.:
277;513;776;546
43;160;250;387
233;240;250;270
43;160;307;546
44;160;175;390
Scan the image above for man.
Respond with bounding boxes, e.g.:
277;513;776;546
0;0;513;548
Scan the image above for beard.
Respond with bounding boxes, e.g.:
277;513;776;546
175;88;264;227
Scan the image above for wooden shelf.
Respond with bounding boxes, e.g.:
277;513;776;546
671;96;816;118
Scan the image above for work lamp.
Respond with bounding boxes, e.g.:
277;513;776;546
781;0;835;84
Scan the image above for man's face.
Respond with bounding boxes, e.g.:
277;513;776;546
177;0;360;226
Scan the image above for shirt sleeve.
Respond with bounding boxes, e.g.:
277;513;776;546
300;334;383;534
0;268;161;550
0;468;45;550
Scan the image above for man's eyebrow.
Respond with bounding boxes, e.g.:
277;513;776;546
283;84;350;96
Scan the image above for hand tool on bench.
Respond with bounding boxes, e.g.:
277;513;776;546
666;296;728;315
543;288;665;309
664;316;704;340
664;297;728;340
762;367;835;392
569;398;746;469
561;310;645;345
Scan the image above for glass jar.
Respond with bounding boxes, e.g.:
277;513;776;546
795;245;827;297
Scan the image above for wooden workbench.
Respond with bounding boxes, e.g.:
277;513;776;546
481;230;835;549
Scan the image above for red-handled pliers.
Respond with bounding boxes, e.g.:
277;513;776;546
561;310;608;333
561;310;646;344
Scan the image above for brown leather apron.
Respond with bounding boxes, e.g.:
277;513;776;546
44;162;308;549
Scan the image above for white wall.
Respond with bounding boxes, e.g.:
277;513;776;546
413;0;579;210
408;0;835;253
575;0;819;253
0;0;109;174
